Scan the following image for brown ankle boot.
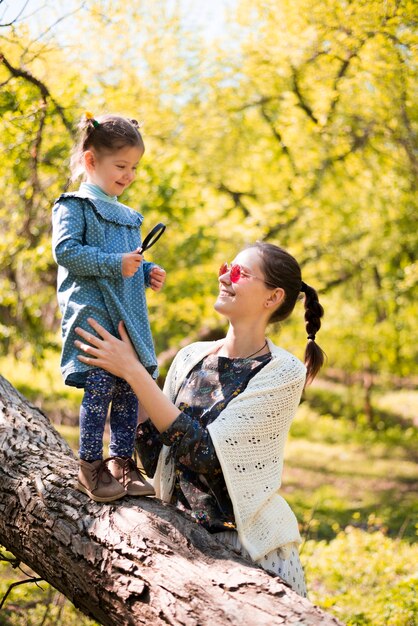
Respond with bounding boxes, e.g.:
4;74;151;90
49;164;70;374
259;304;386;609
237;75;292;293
77;459;126;502
108;457;155;497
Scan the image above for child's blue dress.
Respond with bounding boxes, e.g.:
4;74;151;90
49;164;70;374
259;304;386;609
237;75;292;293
52;183;159;387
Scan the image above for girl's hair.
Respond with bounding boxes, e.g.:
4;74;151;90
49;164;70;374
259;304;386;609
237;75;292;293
70;113;145;182
251;241;325;385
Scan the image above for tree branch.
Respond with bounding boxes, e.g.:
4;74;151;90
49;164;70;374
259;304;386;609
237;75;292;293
0;53;73;134
0;0;30;27
259;104;298;174
290;65;319;125
0;374;343;626
217;182;255;218
0;577;44;610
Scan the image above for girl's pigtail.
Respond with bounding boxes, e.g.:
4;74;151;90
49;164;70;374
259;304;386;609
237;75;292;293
84;111;100;130
300;281;326;385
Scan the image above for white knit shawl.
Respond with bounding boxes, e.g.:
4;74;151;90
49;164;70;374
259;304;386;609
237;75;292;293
152;338;306;561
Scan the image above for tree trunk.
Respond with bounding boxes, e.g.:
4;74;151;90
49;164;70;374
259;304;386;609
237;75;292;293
0;375;344;626
363;371;374;426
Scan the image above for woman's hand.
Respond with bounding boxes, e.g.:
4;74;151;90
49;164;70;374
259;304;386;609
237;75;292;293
76;318;181;433
75;318;141;380
149;266;166;292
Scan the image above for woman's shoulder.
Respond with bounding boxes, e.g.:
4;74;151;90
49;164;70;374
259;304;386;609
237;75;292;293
265;340;307;379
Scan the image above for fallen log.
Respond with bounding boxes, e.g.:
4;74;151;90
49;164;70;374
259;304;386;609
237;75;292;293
0;374;344;626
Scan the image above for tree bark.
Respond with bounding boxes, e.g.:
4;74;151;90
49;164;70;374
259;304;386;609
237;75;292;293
0;374;344;626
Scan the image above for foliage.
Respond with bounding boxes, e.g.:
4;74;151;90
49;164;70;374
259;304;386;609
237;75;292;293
284;385;418;544
0;549;98;626
0;0;416;377
302;528;418;626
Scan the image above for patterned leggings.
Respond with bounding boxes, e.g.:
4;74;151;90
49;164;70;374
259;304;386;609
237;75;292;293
79;368;138;462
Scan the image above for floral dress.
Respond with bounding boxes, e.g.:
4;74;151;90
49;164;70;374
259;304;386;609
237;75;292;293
137;352;270;530
136;351;307;597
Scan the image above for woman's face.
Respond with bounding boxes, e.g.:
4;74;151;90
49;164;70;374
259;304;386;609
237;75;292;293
214;247;283;323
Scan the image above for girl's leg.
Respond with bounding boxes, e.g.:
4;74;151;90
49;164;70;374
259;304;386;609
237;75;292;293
79;368;115;461
77;369;126;502
108;380;154;496
108;378;138;458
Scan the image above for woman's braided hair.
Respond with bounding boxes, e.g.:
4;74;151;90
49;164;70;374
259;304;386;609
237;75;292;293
251;242;325;385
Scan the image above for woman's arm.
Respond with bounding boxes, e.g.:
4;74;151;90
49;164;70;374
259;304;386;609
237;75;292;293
75;318;181;433
136;419;163;477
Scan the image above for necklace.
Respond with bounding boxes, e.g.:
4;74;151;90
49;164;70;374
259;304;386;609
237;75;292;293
244;339;268;359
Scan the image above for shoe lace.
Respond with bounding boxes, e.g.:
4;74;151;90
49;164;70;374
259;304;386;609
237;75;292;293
92;459;114;486
121;457;147;487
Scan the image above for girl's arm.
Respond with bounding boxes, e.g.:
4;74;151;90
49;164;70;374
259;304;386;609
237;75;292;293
75;318;181;432
52;200;123;277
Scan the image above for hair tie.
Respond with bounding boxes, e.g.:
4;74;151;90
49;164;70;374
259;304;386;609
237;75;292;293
307;334;316;341
85;111;100;129
301;281;308;293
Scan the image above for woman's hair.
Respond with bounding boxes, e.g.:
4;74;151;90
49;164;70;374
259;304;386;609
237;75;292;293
251;241;325;385
70;113;145;182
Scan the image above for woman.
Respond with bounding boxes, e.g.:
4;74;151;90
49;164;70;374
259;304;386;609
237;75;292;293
75;242;325;596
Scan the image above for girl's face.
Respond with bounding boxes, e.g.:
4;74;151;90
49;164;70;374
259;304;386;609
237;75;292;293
84;145;144;197
214;248;284;324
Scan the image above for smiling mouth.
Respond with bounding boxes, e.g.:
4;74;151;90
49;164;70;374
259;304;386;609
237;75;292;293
219;289;234;297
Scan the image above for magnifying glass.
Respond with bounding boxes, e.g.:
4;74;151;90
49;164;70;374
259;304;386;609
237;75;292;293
138;222;166;254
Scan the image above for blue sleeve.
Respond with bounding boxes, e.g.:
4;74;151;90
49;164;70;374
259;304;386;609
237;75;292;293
142;261;157;287
52;199;123;277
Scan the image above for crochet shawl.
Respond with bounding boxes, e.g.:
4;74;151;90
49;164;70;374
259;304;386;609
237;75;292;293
153;338;306;561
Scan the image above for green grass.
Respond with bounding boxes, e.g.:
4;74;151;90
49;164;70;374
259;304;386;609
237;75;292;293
1;355;417;625
0;550;98;626
283;403;418;544
302;529;418;626
0;351;82;424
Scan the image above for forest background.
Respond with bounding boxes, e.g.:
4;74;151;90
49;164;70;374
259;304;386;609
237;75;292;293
0;1;417;625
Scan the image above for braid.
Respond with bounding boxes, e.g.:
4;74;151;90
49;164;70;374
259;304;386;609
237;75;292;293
300;281;325;384
251;243;326;386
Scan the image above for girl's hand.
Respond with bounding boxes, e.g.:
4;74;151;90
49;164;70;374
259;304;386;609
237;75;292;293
75;318;140;380
150;266;166;292
122;251;143;277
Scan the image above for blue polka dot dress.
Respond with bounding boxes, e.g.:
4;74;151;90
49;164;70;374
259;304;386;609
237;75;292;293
52;183;159;387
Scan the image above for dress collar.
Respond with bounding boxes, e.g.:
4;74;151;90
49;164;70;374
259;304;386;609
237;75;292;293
79;182;118;204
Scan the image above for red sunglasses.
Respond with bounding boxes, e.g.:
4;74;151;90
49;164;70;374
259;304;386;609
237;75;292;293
218;262;264;284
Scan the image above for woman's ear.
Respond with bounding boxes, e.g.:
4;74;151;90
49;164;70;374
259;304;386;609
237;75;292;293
265;287;285;310
83;150;95;173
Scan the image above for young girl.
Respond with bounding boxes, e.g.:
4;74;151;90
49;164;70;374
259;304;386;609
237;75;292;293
52;113;166;502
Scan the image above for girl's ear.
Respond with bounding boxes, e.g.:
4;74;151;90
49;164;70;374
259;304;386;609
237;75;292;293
265;287;285;310
84;150;95;172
